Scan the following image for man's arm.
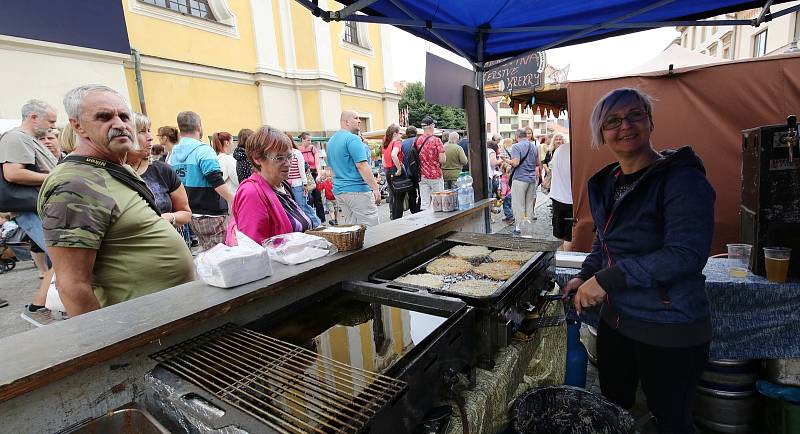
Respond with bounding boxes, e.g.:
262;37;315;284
355;161;381;205
509;145;521;167
2;163;47;186
214;184;233;203
49;246;102;317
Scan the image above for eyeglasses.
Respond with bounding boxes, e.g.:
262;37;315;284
264;153;293;163
602;110;649;130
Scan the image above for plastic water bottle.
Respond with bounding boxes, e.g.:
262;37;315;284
519;218;534;238
564;320;588;388
457;172;474;210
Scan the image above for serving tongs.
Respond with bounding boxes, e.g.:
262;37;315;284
513;291;578;341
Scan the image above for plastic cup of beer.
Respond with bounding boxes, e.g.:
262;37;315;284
763;247;791;283
726;243;752;278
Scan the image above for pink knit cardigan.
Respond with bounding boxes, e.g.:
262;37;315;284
225;173;293;246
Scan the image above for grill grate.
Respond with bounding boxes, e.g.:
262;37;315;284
152;324;407;434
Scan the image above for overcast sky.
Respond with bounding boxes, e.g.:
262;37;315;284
390;27;681;83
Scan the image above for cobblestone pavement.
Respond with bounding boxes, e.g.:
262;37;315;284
0;261;39;339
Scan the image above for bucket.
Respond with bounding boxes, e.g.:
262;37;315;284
765;359;800;387
694;359;759;433
757;379;800;434
512;385;636;434
584;324;598;366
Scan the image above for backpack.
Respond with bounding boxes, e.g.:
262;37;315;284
407;136;432;183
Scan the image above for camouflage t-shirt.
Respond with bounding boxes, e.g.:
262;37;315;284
38;161;195;307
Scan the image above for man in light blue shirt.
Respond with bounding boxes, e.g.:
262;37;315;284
325;110;381;226
169;111;233;250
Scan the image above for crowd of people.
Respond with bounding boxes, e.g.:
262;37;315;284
0;86;577;319
0;86;405;319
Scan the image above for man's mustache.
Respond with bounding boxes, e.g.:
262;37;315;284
108;128;133;141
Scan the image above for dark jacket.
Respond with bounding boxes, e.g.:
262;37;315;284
578;146;715;326
233;146;252;184
401;137;416;175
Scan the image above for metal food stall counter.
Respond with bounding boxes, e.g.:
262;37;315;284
0;201;492;433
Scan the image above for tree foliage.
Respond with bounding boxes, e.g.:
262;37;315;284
398;82;466;130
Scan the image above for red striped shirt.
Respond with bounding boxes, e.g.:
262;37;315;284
288;153;302;180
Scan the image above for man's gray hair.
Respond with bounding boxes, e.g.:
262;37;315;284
491;133;502;142
590;87;654;149
515;128;528;139
21;100;52;119
63;84;126;119
177;111;202;134
448;131;460;144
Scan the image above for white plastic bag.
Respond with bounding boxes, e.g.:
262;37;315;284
195;232;273;288
263;232;338;265
44;273;66;313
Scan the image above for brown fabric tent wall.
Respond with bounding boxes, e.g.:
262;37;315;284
567;54;800;254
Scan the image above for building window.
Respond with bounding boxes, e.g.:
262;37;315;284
499;116;512;124
501;132;512;139
344;21;361;46
708;42;718;57
722;33;732;59
795;12;800;41
486;122;492;132
753;30;767;57
353;65;365;89
358;117;370;131
521;120;529;127
141;0;216;20
682;33;688;47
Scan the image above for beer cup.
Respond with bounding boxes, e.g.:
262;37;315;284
763;247;791;283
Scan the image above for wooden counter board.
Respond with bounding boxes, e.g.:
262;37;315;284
0;201;492;404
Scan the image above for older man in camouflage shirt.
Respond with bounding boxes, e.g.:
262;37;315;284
38;85;194;317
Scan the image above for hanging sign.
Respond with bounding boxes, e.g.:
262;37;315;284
483;51;546;96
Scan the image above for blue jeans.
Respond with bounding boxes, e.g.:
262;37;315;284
291;185;322;228
502;195;513;219
16;211;51;266
16;212;48;255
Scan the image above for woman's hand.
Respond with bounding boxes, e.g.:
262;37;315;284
573;276;607;315
161;212;176;226
562;277;584;297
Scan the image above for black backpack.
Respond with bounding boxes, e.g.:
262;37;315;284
407;136;432;183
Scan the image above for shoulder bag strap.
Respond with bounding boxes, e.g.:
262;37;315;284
510;143;532;182
63;155;160;215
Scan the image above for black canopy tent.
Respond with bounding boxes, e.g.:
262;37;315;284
291;0;799;228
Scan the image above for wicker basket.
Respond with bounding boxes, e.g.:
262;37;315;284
306;224;366;252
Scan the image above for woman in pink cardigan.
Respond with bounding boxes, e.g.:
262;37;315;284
226;126;312;245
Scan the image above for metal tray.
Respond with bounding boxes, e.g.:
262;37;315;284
369;239;549;307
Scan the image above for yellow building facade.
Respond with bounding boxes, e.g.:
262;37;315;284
123;0;400;137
